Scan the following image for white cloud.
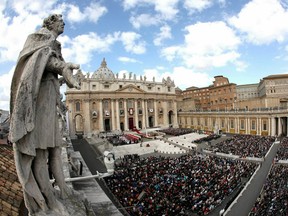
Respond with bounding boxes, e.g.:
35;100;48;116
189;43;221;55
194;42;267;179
143;66;213;89
118;57;141;63
120;32;146;54
0;67;14;111
183;0;213;13
61;32;119;65
229;0;288;45
123;0;179;26
67;2;107;23
154;24;172;46
129;13;160;29
161;21;241;69
162;67;213;89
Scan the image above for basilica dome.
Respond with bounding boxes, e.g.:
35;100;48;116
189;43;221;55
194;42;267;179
91;58;114;80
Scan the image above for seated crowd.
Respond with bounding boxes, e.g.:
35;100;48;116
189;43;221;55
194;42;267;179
250;164;288;216
209;134;275;158
193;134;221;144
275;137;288;161
159;128;196;136
105;154;257;216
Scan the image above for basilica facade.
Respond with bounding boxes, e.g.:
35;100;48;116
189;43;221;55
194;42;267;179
65;59;178;137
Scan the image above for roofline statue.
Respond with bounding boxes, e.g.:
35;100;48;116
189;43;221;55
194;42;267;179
9;14;83;215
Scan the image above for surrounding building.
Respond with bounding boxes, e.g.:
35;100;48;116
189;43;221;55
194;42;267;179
65;58;178;138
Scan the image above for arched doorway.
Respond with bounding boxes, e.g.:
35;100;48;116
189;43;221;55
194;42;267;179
168;110;173;126
104;119;111;131
120;122;124;131
129;118;134;130
148;116;153;128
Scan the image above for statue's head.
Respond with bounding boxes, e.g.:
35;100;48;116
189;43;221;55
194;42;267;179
42;14;65;35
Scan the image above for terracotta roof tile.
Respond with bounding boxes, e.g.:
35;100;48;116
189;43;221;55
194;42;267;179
0;145;25;215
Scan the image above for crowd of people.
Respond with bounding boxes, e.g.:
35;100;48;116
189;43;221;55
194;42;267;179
250;164;288;216
275;137;288;161
105;154;257;216
209;134;275;158
159;128;196;136
193;134;221;144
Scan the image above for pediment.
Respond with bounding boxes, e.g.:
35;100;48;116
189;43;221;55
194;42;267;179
116;84;146;93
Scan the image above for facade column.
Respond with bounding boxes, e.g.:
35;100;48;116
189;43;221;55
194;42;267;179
145;100;149;128
278;117;282;136
83;99;91;137
227;117;230;133
271;117;276;136
124;99;128;131
173;100;178;128
268;117;271;136
141;100;146;129
245;118;248;134
111;99;116;131
67;100;76;138
154;100;158;127
116;100;120;130
99;99;104;131
259;117;262;136
163;100;168;127
134;100;139;129
247;117;250;135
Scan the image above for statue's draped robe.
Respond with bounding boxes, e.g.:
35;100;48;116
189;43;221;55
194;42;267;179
9;28;62;211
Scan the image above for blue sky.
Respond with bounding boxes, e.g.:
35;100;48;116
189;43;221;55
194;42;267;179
1;0;288;111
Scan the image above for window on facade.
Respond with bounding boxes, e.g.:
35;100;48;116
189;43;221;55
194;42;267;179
230;119;234;129
137;101;141;108
240;120;245;130
92;85;96;90
197;118;200;125
158;87;160;91
148;87;152;90
251;120;256;130
221;120;225;128
119;101;123;109
104;100;109;109
204;119;207;126
104;84;109;89
119;85;122;88
128;100;133;109
168;87;171;92
263;120;267;131
76;102;81;112
137;86;140;88
212;119;216;127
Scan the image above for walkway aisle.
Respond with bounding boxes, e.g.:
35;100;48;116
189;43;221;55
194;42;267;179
224;141;280;216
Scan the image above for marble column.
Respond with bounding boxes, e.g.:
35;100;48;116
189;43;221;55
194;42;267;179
173;100;178;127
111;99;116;131
154;100;158;127
142;100;146;129
134;100;139;129
116;100;120;130
124;99;128;130
99;99;104;131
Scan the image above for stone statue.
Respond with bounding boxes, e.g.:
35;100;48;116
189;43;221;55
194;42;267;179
9;14;81;215
123;73;126;79
133;74;136;80
140;75;143;81
129;72;132;79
